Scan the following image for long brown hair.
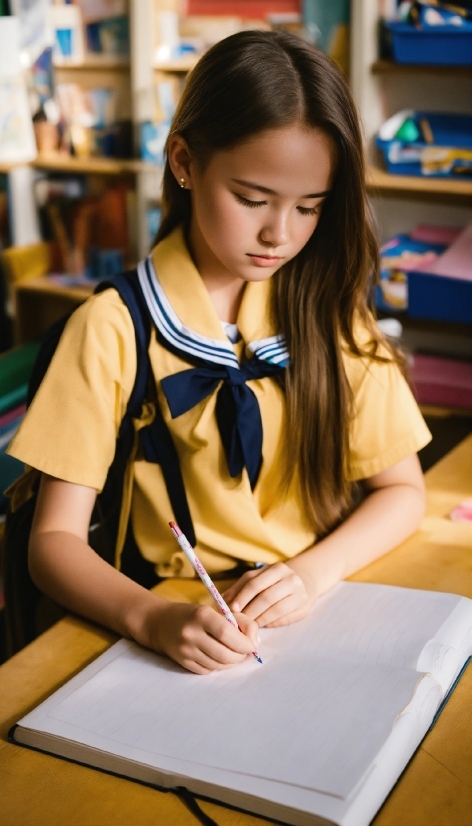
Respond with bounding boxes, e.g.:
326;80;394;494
155;30;396;537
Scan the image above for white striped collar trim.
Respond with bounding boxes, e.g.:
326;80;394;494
248;335;290;367
138;257;239;368
138;256;290;368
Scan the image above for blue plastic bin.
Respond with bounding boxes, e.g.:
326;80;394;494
376;112;472;177
375;232;472;324
383;21;472;66
407;270;472;324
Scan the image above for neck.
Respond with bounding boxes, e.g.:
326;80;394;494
200;276;246;324
186;223;246;324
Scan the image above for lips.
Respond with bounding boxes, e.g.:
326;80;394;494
247;254;281;266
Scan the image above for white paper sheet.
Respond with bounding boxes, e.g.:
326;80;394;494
38;583;461;798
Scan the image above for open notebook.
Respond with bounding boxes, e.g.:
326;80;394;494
11;582;472;826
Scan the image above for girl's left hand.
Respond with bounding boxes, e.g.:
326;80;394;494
222;561;317;628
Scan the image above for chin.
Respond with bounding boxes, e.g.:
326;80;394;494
238;270;275;284
239;263;280;281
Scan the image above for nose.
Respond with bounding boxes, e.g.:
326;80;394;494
259;210;289;248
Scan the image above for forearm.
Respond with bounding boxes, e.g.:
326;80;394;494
28;529;259;674
290;481;426;599
28;474;259;674
29;530;163;646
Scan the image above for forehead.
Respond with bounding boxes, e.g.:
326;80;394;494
207;124;335;195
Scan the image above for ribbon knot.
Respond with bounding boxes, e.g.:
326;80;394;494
160;356;285;489
224;366;246;387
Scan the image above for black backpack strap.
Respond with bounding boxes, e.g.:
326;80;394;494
139;405;196;547
96;272;151;420
95;272;196;548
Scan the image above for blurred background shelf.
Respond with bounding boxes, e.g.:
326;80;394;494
32;154;150;176
371;59;472;77
0;163;22;175
53;55;130;71
153;56;198;72
366;166;472;203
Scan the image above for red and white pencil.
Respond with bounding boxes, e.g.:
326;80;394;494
168;521;262;664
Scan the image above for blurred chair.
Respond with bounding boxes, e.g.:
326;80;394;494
0;241;52;287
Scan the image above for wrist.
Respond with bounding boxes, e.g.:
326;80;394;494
124;590;168;652
286;544;343;604
285;553;319;603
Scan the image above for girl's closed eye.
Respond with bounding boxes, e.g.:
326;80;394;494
297;205;320;216
235;193;320;216
234;193;266;209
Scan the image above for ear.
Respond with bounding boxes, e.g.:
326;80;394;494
167;134;193;190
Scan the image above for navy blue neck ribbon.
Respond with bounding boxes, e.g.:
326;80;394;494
159;342;286;490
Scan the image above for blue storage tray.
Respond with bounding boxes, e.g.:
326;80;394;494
407;270;472;324
376;112;472;177
375;231;472;324
383;21;472;66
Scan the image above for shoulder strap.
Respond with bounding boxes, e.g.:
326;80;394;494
95;271;150;421
95;272;197;548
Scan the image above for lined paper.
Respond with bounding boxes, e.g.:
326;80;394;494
42;583;460;798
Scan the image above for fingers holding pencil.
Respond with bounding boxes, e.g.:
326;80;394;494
168;521;263;664
154;601;259;675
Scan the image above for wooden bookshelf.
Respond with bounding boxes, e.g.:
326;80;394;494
2;155;157;178
32;154;151;176
53;55;130;71
0;160;37;174
420;404;472;418
372;59;472;77
153;55;199;73
366;166;472;203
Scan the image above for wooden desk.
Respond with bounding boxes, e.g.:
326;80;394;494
1;438;471;826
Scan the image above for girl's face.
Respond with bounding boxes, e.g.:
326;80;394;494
183;123;334;288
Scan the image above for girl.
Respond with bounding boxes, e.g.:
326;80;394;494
8;31;430;675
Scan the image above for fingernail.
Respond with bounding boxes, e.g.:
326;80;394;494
233;602;240;612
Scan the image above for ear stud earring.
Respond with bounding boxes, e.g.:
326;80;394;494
179;177;186;188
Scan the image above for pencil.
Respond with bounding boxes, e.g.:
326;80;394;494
168;521;263;664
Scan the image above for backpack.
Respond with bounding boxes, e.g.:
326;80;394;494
3;270;196;657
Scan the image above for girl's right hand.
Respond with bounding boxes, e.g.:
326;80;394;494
148;601;259;675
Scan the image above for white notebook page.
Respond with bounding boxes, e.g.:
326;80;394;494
31;583;460;799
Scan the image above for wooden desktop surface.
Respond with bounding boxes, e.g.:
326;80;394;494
1;437;471;826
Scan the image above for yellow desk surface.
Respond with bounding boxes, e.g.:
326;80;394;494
1;437;471;826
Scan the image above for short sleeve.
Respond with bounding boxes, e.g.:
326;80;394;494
7;289;137;491
345;352;432;481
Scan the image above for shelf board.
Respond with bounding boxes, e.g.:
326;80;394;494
420;403;472;418
372;59;472;77
0;161;24;174
153;56;198;72
2;155;159;176
14;276;94;302
367;166;472;201
53;55;130;71
32;154;150;176
377;309;472;337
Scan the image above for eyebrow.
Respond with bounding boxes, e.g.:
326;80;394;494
231;178;331;199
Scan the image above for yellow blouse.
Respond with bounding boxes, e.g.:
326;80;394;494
8;226;431;577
